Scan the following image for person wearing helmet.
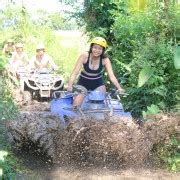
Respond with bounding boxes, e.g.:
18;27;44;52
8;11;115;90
2;39;16;56
9;43;29;70
28;43;58;71
67;37;124;107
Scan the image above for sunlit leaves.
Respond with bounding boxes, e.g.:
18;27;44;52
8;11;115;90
0;56;6;72
138;65;154;87
0;168;2;177
151;85;167;96
128;0;147;12
0;151;8;162
0;151;8;178
142;104;160;118
174;45;180;69
164;136;180;172
114;59;132;73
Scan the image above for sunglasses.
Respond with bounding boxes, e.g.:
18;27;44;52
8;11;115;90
36;49;45;52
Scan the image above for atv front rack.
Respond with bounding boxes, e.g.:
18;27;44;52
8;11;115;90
63;107;124;117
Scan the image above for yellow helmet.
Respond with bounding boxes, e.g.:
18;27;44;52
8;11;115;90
91;37;107;48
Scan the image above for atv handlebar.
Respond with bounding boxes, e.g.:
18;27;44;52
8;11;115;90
52;90;79;99
110;89;128;97
53;86;128;100
72;85;128;97
29;68;56;75
109;89;128;101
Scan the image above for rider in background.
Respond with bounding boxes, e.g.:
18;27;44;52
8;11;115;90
9;42;29;71
67;37;125;107
28;43;58;72
2;39;16;56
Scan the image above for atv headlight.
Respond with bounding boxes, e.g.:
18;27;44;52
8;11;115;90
42;82;49;86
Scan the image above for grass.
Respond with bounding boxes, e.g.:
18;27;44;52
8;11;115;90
0;98;20;179
0;77;24;179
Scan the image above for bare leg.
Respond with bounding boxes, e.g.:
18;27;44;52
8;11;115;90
95;85;106;92
73;85;106;107
73;94;85;107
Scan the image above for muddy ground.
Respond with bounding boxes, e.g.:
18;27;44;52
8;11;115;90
6;99;180;179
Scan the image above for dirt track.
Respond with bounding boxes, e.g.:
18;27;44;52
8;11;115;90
6;101;180;179
15;167;180;180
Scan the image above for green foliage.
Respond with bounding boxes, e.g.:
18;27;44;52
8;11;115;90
153;135;180;172
0;98;19;121
142;104;161;118
128;0;147;11
0;76;21;179
74;0;128;40
174;45;180;69
138;65;154;87
111;3;179;117
0;151;26;179
0;55;6;73
48;12;65;30
0;157;16;179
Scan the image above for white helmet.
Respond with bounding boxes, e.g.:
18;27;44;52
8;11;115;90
7;38;14;43
36;43;45;50
15;43;23;48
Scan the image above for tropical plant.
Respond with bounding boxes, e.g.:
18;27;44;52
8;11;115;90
153;135;180;172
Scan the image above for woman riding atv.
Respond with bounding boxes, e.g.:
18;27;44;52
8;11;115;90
9;42;29;71
6;43;29;80
28;44;58;72
2;38;16;56
67;37;125;107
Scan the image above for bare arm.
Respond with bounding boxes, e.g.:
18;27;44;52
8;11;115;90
24;53;29;64
27;57;35;71
104;58;124;92
9;53;16;64
48;56;58;70
67;53;87;91
2;44;7;53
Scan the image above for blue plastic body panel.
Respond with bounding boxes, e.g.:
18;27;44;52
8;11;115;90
50;91;132;121
50;95;77;123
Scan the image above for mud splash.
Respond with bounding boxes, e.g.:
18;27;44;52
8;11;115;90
4;92;180;179
54;117;152;168
15;167;180;180
6;110;180;169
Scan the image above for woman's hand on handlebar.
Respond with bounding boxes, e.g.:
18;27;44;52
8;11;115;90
67;85;73;92
118;88;125;94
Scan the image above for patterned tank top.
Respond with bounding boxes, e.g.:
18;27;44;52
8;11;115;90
80;53;104;80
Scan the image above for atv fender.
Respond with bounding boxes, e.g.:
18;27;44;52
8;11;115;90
24;78;39;90
50;96;77;123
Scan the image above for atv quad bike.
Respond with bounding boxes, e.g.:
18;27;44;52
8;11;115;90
50;85;132;124
20;68;64;102
7;66;64;102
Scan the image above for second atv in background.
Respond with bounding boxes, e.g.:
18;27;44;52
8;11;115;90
20;68;64;102
6;42;64;104
22;43;64;103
